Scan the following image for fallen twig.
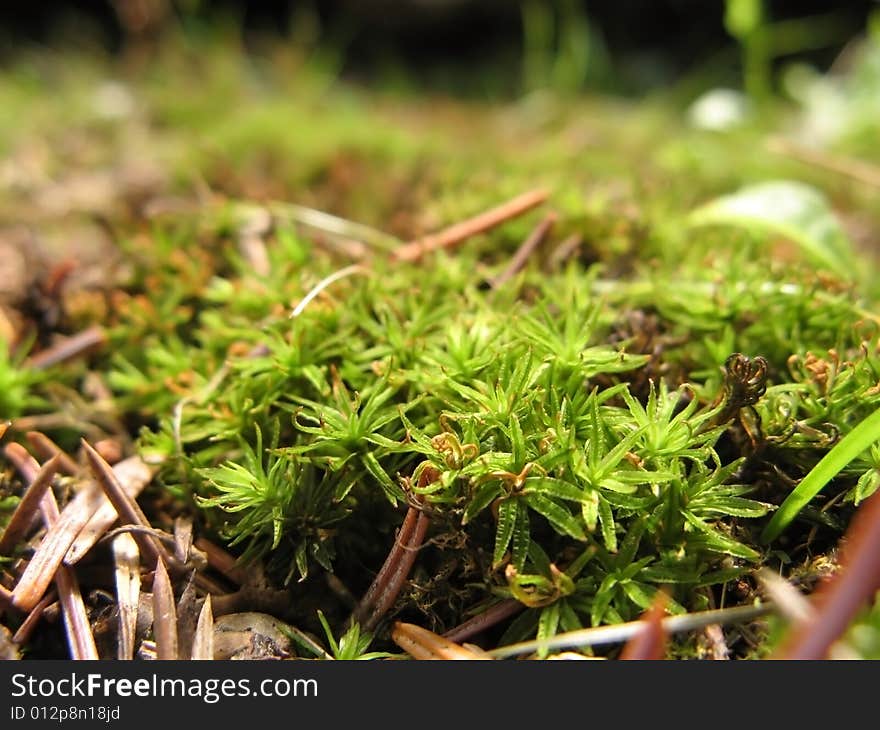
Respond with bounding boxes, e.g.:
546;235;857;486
756;568;815;625
490;212;557;288
442;599;524;644
26;325;107;371
194;537;247;587
392;189;549;263
352;506;430;631
290;264;367;318
547;233;583;269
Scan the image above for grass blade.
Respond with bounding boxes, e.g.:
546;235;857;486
761;407;880;543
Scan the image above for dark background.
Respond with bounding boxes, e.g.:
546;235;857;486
1;1;877;93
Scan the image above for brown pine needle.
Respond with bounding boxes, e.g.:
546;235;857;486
490;212;557;288
191;594;215;661
392;188;549;262
8;462;98;660
352;506;418;626
0;583;12;611
392;621;493;660
9;452;149;614
11;590;57;646
4;441;40;482
113;533;141;660
55;566;99;660
65;455;154;565
194;537;247;586
11;474;106;612
152;557;179;660
81;439;170;571
25;432;80;476
442;599;524;644
25;325;107;371
0;453;61;556
547;233;583;269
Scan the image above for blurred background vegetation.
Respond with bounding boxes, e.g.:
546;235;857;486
2;1;878;98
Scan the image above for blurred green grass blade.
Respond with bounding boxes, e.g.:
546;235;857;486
762;407;880;543
688;180;856;279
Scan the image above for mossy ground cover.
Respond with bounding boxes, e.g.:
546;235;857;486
3;13;880;660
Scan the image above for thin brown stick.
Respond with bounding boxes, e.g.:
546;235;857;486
767;136;880;189
547;233;583;269
81;439;170;571
11;590;57;646
774;489;880;659
363;511;431;631
25;432;80;476
490;212;557;288
0;454;60;555
392;189;549;263
25;325;107;371
351;506;420;627
194;537;247;586
443;599;524;644
152;557;179;660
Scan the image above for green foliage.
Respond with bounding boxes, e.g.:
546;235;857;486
762;407;880;542
197;425;349;583
5;19;879;657
688;180;857;280
0;340;44;418
313;611;393;660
